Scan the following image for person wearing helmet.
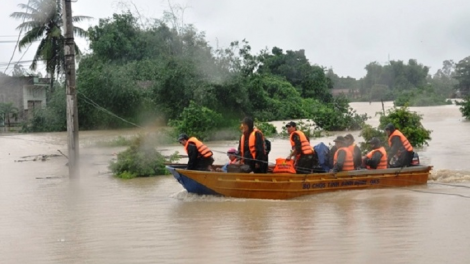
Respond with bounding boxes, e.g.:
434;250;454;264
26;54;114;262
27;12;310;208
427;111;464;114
362;137;388;169
178;133;214;171
384;123;414;168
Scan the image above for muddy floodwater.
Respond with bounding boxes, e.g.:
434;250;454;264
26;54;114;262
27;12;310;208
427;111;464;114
1;102;470;264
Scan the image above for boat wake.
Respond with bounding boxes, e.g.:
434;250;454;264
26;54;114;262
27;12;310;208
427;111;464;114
429;169;470;183
170;189;248;202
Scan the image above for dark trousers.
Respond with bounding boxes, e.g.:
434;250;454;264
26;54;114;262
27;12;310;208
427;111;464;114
196;157;214;171
295;154;314;174
390;151;414;168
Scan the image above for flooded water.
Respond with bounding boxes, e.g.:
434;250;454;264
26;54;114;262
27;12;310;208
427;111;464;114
1;102;470;264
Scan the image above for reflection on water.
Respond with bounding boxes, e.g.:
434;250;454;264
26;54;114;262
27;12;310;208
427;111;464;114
1;102;470;264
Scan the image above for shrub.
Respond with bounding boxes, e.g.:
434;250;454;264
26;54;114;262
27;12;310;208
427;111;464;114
309;95;368;131
255;119;277;137
358;124;389;154
458;97;470;120
109;134;168;178
169;100;223;141
369;106;432;148
279;119;323;140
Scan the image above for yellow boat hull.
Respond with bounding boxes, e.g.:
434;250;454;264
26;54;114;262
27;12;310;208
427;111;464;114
167;165;432;200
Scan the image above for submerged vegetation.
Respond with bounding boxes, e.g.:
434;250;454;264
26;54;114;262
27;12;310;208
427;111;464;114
108;134;178;179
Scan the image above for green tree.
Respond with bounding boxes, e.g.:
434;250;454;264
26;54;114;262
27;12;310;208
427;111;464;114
0;102;19;127
457;97;470;120
257;47;332;102
12;64;31;77
430;60;457;98
169;101;223;141
378;106;431;148
455;56;470;97
10;0;90;93
360;106;432;153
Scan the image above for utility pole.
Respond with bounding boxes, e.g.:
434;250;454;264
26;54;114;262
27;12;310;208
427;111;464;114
62;0;79;178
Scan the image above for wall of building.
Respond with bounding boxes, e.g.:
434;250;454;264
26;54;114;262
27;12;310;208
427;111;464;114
0;75;49;122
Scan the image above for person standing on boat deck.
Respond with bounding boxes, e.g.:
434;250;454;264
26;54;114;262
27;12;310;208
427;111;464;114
238;117;268;173
330;136;355;173
285;121;314;174
178;134;214;171
362;137;388;169
384;123;414;168
344;134;362;169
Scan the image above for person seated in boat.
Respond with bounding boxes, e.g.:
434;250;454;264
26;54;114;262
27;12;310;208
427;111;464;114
330;136;355;173
344;134;362;169
328;144;337;170
178;133;214;171
384;123;414;168
285;121;314;174
238;117;268;173
362;137;388;169
217;148;240;172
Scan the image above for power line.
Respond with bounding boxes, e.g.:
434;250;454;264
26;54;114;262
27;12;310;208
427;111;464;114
0;35;24;38
4;0;32;74
0;60;34;66
78;91;143;128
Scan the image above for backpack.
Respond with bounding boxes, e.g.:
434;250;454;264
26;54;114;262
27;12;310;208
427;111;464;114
264;139;271;155
313;142;330;172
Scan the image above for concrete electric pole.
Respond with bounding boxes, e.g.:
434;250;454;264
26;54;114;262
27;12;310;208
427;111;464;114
62;0;79;178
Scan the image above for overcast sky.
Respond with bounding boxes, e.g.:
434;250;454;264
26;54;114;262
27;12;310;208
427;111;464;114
1;0;469;78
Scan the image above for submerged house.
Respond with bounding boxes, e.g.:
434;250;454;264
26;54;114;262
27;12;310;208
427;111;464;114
0;74;49;124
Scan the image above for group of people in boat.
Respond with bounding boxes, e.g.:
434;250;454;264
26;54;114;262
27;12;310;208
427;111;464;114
177;117;417;174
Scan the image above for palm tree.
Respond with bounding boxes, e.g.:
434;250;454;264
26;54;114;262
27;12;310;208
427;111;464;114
10;0;91;94
0;102;19;127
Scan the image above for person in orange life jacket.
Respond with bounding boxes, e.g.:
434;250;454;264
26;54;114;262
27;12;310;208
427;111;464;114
285;121;314;174
362;137;388;169
238;117;268;173
330;136;355;173
178;133;214;171
217;148;240;172
384;123;414;168
344;134;362;169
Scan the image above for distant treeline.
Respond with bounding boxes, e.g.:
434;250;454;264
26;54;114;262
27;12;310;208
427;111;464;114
327;57;470;106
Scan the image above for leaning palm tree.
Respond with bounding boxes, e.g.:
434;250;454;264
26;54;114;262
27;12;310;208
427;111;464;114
10;0;91;94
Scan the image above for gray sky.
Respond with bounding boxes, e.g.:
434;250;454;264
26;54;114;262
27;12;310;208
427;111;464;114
1;0;469;78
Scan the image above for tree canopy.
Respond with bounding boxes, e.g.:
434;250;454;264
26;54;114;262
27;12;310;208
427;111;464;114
71;12;365;133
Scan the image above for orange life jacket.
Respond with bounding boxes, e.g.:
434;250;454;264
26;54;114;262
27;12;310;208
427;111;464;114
347;143;356;156
240;129;265;164
184;137;213;158
333;147;354;171
229;158;238;165
366;147;388;169
273;158;296;174
388;129;413;152
289;130;314;156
